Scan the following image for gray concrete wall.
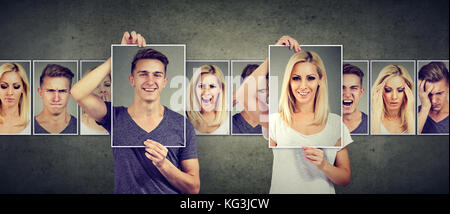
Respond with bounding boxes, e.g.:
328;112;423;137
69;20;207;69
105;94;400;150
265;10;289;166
0;0;448;193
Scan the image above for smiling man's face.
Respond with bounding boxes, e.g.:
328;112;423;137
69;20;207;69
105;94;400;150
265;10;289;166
129;59;168;103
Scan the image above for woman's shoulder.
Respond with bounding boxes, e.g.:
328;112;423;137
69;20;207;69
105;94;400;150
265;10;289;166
327;112;342;123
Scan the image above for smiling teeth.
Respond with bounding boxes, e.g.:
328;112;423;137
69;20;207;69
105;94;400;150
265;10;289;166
298;92;309;96
144;88;156;92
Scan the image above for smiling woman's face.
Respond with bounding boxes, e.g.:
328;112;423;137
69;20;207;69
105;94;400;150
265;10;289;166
289;62;321;107
0;72;24;110
195;73;221;113
382;75;406;112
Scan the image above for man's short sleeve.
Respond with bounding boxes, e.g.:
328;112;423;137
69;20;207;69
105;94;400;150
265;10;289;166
96;101;112;134
178;119;198;161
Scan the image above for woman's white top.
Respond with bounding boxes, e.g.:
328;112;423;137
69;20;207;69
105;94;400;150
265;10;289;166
380;122;407;134
195;116;229;135
80;122;109;135
19;121;31;135
269;112;353;194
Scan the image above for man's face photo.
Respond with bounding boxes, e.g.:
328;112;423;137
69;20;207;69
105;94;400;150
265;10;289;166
129;59;168;103
425;78;449;112
38;76;71;116
342;73;364;115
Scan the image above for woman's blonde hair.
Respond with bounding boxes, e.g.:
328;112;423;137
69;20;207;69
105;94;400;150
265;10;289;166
0;62;30;126
187;64;228;126
278;50;329;126
371;65;415;134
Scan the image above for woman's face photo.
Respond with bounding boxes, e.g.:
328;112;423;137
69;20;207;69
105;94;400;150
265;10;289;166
0;72;24;109
93;75;111;102
289;62;320;106
382;75;406;112
195;73;221;113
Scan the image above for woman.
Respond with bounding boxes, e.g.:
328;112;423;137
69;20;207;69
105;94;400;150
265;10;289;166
0;62;31;134
371;64;415;134
268;49;352;193
187;64;229;134
80;66;110;135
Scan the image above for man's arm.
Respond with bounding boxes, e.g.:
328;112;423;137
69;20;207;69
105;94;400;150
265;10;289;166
144;140;200;194
70;31;146;122
417;80;433;134
234;36;300;130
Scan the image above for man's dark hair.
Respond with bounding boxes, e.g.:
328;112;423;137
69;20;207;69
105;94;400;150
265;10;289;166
131;48;169;76
418;61;449;85
40;64;74;87
240;64;260;84
343;63;364;86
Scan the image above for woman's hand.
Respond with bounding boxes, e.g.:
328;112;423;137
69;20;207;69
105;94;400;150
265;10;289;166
303;147;326;170
276;35;301;52
121;31;147;47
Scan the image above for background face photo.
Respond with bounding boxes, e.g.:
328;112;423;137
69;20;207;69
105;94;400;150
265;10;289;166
80;60;109;136
370;60;416;135
416;60;449;135
186;60;230;135
0;0;448;194
33;60;79;135
0;60;32;135
231;60;264;135
344;60;369;135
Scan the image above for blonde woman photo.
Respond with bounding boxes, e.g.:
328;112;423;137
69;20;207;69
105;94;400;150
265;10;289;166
0;62;31;134
371;64;415;134
187;64;229;135
267;43;352;193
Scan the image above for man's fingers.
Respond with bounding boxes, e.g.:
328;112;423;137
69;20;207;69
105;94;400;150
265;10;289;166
121;31;130;44
130;31;138;43
137;34;143;47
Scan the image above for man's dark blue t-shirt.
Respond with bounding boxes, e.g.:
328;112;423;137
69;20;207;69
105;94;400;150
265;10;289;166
419;105;449;134
98;102;198;194
351;112;368;134
34;115;77;134
232;112;262;134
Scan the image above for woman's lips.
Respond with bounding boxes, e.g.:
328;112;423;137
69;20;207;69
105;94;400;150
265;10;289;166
5;98;15;102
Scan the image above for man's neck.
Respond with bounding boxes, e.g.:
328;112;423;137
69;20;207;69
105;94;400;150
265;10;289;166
343;110;362;122
128;99;164;118
240;110;259;127
38;109;69;123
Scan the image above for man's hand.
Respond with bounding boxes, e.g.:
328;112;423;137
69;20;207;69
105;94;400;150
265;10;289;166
121;31;146;47
144;139;168;168
418;79;433;112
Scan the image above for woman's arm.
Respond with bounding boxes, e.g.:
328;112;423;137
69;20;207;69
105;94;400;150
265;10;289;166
303;146;351;186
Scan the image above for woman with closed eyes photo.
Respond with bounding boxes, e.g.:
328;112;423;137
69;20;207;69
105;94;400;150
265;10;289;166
371;64;415;134
0;62;31;134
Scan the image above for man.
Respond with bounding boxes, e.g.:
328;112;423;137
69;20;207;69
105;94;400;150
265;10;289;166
232;64;265;134
342;63;368;134
35;64;77;134
71;31;200;194
418;61;449;134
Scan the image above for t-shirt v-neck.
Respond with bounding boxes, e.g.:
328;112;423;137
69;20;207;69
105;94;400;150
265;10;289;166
125;107;166;134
